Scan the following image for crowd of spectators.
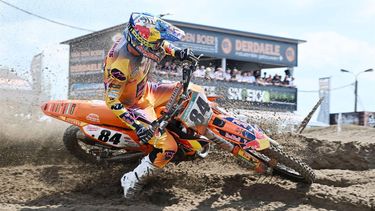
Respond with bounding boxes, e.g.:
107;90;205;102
154;61;295;87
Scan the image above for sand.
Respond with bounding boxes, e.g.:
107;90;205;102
0;108;374;210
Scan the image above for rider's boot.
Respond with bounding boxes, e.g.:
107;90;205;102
121;155;157;199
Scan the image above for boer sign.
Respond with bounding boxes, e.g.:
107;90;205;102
173;27;298;67
70;49;105;74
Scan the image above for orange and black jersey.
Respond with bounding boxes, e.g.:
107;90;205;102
103;36;179;129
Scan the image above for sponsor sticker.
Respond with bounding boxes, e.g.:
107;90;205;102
82;125;139;148
86;113;100;123
86;125;100;132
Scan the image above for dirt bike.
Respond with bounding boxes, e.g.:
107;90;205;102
41;55;315;184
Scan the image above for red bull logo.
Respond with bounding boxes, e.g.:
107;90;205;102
134;25;151;39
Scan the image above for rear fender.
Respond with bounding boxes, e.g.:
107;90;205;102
41;100;88;127
41;100;125;127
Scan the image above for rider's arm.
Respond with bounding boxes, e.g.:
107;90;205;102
162;40;194;61
162;40;180;57
104;59;140;130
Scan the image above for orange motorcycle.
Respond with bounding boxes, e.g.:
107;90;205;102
41;57;315;184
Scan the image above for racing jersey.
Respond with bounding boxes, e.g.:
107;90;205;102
103;36;179;130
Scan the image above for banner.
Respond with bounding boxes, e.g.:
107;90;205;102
330;112;375;127
174;27;298;67
176;76;296;111
330;112;359;125
70;75;297;111
70;49;105;74
317;77;330;124
366;112;375;127
30;53;43;91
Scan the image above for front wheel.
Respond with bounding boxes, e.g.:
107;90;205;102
253;145;315;184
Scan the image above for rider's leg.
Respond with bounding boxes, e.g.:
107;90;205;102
147;131;178;167
121;155;156;198
121;97;178;199
121;130;178;198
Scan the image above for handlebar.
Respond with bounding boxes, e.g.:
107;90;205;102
182;54;203;95
188;54;202;67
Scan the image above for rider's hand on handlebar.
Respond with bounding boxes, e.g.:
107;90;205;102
134;123;154;145
176;48;198;62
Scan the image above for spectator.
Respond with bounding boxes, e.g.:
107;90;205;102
256;75;266;85
265;74;273;84
248;72;256;83
233;68;243;82
254;70;261;79
193;65;206;78
171;62;177;71
229;68;236;80
205;67;214;80
238;71;247;83
168;62;178;76
241;72;256;83
224;68;231;81
262;72;267;80
175;64;183;77
237;72;245;82
214;67;226;80
155;64;167;75
289;77;295;87
284;69;291;77
272;74;282;85
283;75;291;86
154;63;296;87
163;61;171;71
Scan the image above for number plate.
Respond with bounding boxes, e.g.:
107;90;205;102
82;125;139;148
180;92;213;129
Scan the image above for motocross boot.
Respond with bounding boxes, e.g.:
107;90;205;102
121;155;157;199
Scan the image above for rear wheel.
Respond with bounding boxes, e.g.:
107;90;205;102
252;144;315;184
63;125;102;164
63;125;144;164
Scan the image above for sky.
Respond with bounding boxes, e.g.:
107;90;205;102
1;0;375;117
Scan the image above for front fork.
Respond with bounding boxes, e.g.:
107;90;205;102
205;129;270;174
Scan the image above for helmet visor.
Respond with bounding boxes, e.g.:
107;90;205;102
128;26;162;51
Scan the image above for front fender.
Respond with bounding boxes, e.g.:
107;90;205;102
208;115;271;151
255;138;271;151
241;127;271;151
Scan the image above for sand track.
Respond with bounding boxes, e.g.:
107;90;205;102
0;119;374;210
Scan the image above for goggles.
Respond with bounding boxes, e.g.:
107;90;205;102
128;26;162;51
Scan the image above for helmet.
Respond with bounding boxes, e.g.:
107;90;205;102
126;12;185;62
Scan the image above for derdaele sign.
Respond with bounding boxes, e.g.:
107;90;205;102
174;27;298;67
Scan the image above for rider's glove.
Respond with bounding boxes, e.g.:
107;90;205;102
176;48;196;62
134;123;154;145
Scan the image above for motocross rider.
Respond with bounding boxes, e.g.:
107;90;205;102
103;12;197;199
